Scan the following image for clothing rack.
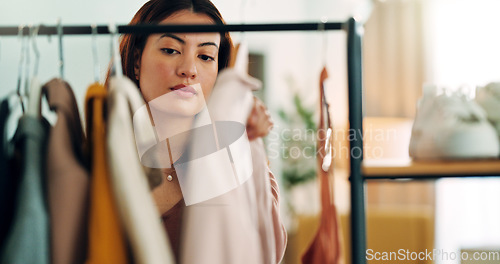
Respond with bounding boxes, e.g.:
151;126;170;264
0;22;342;35
0;19;367;264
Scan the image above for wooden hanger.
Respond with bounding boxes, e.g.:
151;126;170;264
229;43;240;68
228;41;249;74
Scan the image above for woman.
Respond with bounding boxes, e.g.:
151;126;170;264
112;0;286;262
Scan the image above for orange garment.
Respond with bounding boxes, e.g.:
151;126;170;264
85;82;128;264
301;67;343;264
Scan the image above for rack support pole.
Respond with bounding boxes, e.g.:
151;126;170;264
346;17;366;264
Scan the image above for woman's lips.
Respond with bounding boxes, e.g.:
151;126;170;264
170;84;197;98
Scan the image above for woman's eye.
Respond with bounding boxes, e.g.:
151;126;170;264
161;48;179;55
199;55;215;62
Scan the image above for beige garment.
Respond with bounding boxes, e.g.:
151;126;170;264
106;76;175;264
180;138;287;264
179;65;287;264
44;78;89;264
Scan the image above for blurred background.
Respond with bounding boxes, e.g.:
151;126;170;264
2;0;500;263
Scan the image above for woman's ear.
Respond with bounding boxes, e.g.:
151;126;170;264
134;49;141;80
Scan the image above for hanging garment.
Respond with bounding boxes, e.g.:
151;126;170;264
130;42;286;263
301;67;343;264
44;78;89;264
0;98;11;248
160;198;184;262
84;82;128;264
0;95;22;249
179;66;287;264
0;114;50;264
267;168;288;263
106;75;175;264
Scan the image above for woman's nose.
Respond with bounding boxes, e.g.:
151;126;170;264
177;56;197;79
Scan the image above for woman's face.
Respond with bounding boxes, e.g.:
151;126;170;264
136;10;221;116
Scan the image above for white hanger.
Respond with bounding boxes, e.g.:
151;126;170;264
108;22;123;78
228;0;250;73
23;26;31;99
57;18;64;79
91;24;100;83
319;16;328;68
32;26;40;78
16;25;26;113
26;25;42;117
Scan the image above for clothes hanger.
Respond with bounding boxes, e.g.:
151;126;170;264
229;42;249;74
108;22;123;78
91;24;100;83
0;26;28;153
57;18;64;79
318;18;333;172
32;25;40;80
229;0;249;71
228;43;240;69
2;30;24;108
26;24;43;117
15;25;27;113
23;25;31;100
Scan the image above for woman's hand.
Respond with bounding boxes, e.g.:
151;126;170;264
246;96;273;141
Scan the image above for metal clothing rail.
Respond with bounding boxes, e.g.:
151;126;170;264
0;22;342;35
0;18;368;264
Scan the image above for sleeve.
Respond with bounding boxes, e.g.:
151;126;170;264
268;169;288;264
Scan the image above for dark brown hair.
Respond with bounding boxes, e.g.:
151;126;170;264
107;0;232;88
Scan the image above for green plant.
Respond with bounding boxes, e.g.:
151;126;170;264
278;93;317;190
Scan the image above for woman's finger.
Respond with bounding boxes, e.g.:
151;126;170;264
246;96;274;140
